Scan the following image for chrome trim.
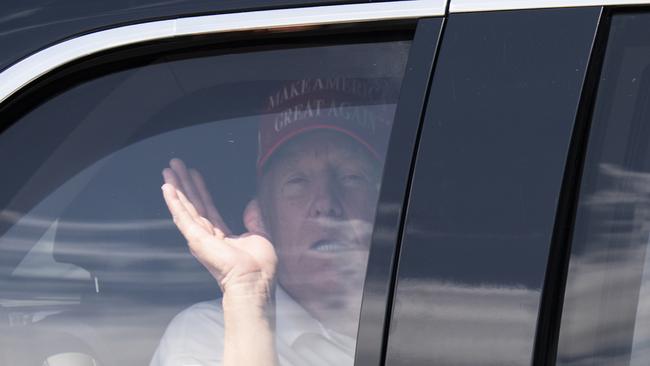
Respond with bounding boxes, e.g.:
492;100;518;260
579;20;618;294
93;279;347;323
450;0;650;13
0;0;445;105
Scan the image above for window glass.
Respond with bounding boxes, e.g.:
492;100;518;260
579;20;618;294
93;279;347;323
557;12;650;366
384;8;600;366
0;37;411;365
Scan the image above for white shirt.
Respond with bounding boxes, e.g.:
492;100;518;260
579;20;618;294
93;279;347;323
150;287;356;366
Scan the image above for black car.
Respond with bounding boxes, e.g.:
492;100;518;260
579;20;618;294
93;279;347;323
1;0;650;365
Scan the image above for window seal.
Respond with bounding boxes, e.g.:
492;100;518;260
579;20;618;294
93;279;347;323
0;0;445;107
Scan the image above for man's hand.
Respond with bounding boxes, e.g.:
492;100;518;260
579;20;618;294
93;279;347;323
162;159;279;366
161;159;277;298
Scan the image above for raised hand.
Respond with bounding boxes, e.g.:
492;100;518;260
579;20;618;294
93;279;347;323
163;159;232;236
161;159;277;297
162;159;279;366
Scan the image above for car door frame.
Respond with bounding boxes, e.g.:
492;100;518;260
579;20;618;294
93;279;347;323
0;3;446;366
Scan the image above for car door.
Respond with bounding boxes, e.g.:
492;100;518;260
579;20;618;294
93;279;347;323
0;3;444;365
384;6;603;365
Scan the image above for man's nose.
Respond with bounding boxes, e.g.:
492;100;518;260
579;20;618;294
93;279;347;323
310;179;343;218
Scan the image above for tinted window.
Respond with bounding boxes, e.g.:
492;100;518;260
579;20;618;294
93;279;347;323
557;11;650;366
0;37;411;365
385;8;600;365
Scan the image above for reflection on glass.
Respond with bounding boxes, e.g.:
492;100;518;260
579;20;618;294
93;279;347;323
557;12;650;366
632;231;650;366
387;280;539;365
0;41;410;366
559;164;650;365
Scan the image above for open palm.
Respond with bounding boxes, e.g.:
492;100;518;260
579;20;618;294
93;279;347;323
161;159;277;295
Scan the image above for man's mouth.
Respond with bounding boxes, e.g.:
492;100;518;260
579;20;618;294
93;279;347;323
310;239;358;253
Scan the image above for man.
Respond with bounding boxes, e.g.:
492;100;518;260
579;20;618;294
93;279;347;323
152;78;393;366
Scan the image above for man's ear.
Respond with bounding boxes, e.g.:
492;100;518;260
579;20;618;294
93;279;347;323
243;198;270;238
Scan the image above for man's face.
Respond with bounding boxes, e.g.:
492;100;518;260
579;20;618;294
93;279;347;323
260;130;381;329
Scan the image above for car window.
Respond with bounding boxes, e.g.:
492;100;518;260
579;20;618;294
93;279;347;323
556;11;650;366
0;35;411;366
384;8;600;366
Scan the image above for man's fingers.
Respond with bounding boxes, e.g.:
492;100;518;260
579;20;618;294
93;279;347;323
176;188;226;239
162;167;181;188
198;216;216;235
161;184;210;243
162;184;231;269
164;164;205;220
170;158;207;217
190;169;233;236
174;186;201;220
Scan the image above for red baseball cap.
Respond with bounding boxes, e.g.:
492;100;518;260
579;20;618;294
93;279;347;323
257;77;394;173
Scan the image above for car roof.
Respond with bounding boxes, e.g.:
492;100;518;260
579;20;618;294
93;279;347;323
0;0;385;73
3;0;650;104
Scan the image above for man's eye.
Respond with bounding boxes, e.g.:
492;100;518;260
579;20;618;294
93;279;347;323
282;176;308;196
340;174;367;186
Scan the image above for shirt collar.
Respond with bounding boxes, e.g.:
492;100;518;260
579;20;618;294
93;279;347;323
275;286;357;352
275;286;324;346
